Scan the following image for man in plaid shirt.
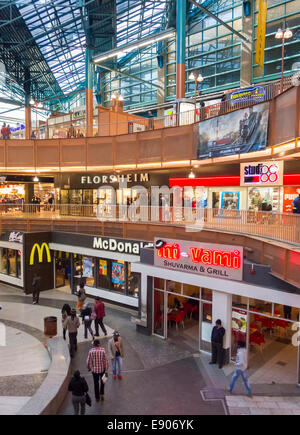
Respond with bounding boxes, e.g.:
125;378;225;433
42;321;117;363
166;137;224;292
86;339;109;402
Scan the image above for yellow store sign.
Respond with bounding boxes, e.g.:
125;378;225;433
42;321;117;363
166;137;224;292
255;0;267;68
29;243;51;265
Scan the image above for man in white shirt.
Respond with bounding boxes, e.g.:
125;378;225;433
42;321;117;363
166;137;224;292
227;341;252;396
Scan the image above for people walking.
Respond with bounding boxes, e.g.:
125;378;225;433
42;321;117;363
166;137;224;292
227;341;252;396
210;319;225;369
61;303;71;340
94;297;107;337
86;339;108;402
1;123;7;139
64;308;80;358
68;370;89;415
109;331;124;380
76;282;86;312
81;302;95;340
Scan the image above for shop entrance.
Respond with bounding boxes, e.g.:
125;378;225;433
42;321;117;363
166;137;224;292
54;251;72;292
153;279;213;353
231;295;299;384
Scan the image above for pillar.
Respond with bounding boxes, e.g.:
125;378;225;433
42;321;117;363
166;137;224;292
240;3;253;88
85;34;94;138
176;0;186;99
25;101;32;140
212;290;232;364
24;68;32;140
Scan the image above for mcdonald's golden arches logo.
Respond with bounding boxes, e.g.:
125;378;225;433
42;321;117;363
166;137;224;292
29;243;51;265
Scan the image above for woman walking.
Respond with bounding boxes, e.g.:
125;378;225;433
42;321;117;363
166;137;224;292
63;308;80;358
81;302;95;340
76;283;87;313
61;303;71;340
68;370;89;415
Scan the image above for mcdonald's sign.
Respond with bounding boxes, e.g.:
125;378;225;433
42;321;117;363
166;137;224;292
29;243;51;265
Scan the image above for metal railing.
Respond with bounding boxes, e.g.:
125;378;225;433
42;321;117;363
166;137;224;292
6;76;294;140
0;203;299;245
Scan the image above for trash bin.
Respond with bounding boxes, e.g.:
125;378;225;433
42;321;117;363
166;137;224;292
44;316;57;338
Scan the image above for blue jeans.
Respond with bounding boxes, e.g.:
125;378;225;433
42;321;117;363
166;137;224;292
229;369;252;395
112;356;122;376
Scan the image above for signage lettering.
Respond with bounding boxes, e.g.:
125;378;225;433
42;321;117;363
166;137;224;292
8;232;23;243
154;238;243;281
81;173;149;185
93;237;153;255
30;243;51;265
240;161;283;186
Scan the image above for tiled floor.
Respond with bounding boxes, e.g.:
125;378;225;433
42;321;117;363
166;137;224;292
226;396;300;415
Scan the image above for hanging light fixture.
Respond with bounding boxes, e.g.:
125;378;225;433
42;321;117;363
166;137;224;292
33;176;39;182
188;170;195;179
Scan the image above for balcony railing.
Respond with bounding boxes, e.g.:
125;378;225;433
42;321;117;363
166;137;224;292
7;76;294;140
0;203;299;245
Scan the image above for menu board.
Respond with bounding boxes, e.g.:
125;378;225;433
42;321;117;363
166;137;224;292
232;308;247;335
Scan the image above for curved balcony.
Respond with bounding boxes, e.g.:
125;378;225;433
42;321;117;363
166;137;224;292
0;204;299;288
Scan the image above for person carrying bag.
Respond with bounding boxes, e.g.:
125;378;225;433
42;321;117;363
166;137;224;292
68;370;89;415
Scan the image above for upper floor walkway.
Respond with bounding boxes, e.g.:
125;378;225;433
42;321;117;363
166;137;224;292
0;78;299;172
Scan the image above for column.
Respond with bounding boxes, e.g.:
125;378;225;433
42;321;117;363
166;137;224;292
24;68;32;140
85;33;94;138
176;0;186;99
212;290;232;364
240;5;253;88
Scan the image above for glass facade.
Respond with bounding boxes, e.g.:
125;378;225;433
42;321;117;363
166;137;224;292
102;46;159;110
166;0;243;100
71;253;140;299
253;0;300;82
0;248;21;278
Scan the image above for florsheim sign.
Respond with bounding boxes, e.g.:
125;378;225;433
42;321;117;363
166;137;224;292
154;238;243;281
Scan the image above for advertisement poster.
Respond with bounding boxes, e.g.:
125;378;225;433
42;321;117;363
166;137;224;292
99;259;107;276
112;261;124;285
83;256;93;278
221;192;240;210
197;102;269;159
232;309;247;333
283;187;300;213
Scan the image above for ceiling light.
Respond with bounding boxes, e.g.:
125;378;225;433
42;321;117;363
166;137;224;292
30;99;35;105
284;28;293;39
275;28;283;39
33;176;39;182
188;170;195;179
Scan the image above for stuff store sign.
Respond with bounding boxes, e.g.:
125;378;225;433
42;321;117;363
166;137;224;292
154;238;243;281
240;161;283;186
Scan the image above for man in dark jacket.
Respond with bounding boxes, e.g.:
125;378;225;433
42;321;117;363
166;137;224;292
68;370;89;415
292;194;300;214
94;297;107;337
210;319;225;369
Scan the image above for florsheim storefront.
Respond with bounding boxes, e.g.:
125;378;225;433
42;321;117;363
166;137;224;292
132;237;300;384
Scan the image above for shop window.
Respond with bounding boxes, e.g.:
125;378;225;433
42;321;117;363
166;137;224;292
7;249;16;277
183;284;200;298
202;288;212;301
248;187;279;212
273;304;299;321
201;301;212;343
232;294;248;310
154;290;165;337
249;298;272;314
17;250;21;278
231;308;247;359
154;277;164;290
166;280;182;294
0;248;7;275
127;265;140;298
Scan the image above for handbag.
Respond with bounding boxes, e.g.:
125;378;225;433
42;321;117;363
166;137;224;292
91;311;97;321
102;373;108;384
85;392;92;407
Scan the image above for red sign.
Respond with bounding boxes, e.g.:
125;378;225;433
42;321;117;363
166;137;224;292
155;238;243;281
283;186;300;213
